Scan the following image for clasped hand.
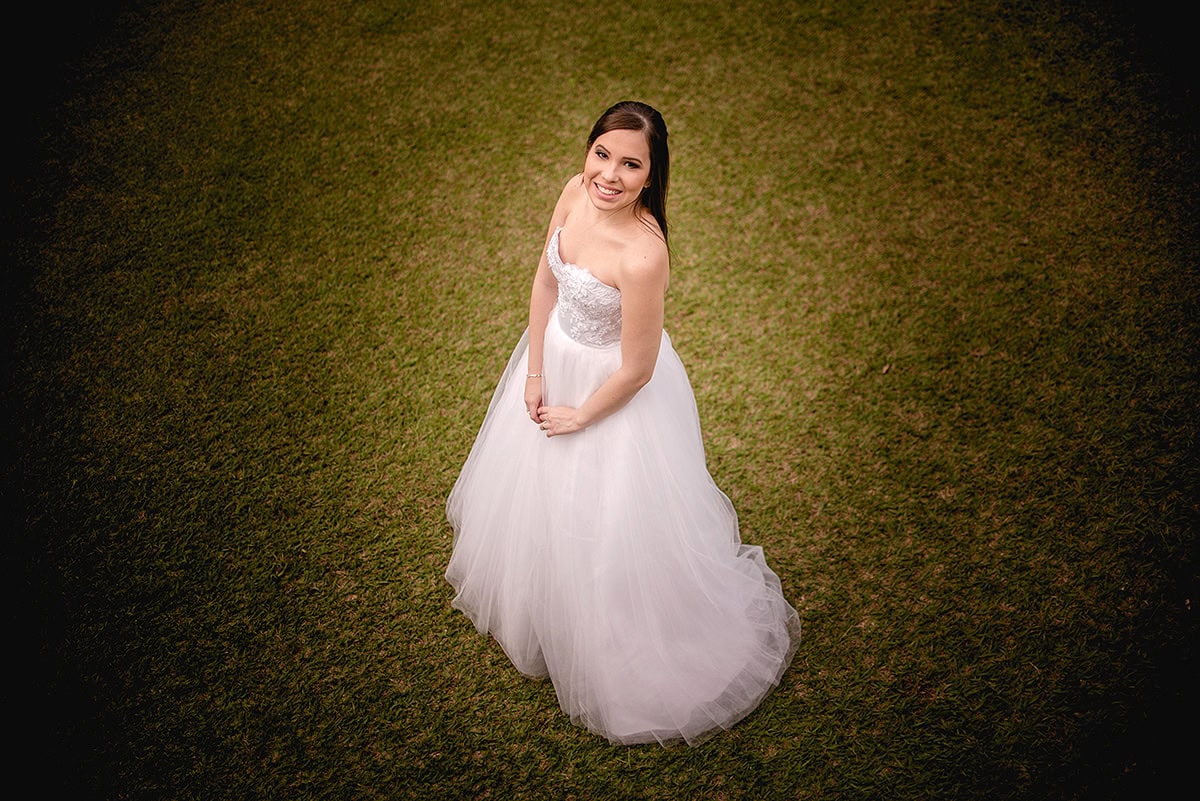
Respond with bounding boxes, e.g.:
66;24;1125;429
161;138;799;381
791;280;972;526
525;402;581;438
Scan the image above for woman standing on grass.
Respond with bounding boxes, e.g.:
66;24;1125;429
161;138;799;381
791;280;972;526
446;101;799;745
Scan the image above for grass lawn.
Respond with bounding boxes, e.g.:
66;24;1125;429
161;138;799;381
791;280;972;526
10;1;1197;799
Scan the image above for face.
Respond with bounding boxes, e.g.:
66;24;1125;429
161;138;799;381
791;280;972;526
583;128;652;214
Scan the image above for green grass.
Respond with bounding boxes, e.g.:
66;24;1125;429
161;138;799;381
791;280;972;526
11;1;1197;799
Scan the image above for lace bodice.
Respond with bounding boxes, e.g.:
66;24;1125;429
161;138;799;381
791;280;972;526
548;227;622;347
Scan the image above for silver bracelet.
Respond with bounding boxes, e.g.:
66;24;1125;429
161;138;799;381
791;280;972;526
526;372;543;379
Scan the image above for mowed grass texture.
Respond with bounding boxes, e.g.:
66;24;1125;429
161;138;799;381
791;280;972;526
10;1;1197;799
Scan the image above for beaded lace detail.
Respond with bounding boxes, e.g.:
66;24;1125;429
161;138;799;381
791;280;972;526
548;227;622;347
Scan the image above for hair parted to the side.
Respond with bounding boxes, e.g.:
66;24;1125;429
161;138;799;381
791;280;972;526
586;100;670;243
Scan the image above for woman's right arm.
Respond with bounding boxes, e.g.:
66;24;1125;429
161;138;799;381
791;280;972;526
524;175;579;422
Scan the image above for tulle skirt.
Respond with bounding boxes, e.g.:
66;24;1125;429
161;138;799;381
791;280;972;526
446;307;799;745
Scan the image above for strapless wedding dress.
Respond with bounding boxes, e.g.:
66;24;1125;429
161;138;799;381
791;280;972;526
446;227;799;745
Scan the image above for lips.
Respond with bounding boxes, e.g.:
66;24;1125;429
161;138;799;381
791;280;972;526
594;182;622;198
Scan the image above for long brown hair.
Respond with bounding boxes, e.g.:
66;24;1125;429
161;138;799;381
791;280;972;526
585;101;670;243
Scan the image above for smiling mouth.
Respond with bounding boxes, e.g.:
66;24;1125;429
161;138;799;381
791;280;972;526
595;183;621;197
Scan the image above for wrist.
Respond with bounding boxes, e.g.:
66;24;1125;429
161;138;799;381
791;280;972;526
526;372;543;379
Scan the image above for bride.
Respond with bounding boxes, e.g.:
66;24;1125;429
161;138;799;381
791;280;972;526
446;101;799;745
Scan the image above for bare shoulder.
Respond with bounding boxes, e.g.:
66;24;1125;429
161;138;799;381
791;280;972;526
559;173;585;205
548;174;585;231
618;223;669;287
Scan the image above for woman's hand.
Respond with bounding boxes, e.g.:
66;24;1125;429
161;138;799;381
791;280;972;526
536;405;582;437
524;377;543;422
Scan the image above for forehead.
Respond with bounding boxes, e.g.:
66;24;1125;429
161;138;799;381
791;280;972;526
594;128;650;161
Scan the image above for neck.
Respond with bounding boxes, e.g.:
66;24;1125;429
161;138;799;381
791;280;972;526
583;200;644;232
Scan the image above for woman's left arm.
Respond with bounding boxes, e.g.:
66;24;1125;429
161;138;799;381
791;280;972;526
537;245;668;436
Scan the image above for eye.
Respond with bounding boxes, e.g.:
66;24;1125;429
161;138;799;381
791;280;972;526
624;161;641;169
595;149;608;159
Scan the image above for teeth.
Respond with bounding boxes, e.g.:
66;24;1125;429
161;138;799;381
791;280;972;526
596;184;619;196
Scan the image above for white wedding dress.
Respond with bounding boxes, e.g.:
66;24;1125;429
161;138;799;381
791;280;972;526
446;227;799;745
